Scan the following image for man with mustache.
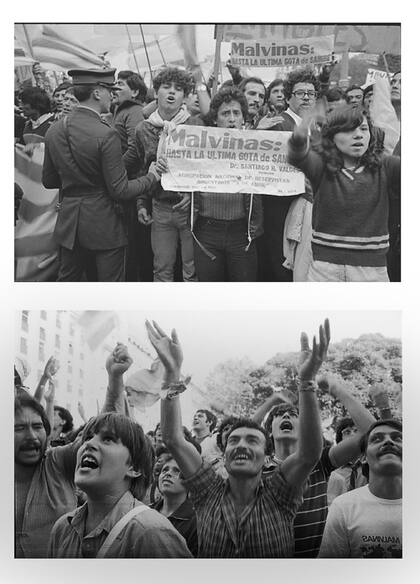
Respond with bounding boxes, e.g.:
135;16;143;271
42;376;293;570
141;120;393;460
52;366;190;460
238;77;266;129
147;318;330;557
319;420;402;558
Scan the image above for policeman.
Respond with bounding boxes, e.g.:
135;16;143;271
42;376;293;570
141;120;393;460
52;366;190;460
42;68;161;281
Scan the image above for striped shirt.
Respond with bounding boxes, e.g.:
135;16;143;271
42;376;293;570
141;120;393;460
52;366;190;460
199;192;246;221
182;462;303;558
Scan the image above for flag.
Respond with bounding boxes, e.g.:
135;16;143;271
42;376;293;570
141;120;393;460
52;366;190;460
176;25;199;68
370;76;400;155
78;311;118;351
14;143;59;281
125;359;165;411
18;24;104;70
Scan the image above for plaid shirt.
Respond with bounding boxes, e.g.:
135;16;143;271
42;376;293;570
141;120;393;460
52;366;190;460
183;462;303;558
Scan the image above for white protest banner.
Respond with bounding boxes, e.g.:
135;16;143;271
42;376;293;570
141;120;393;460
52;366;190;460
161;126;305;196
365;68;390;86
230;36;334;68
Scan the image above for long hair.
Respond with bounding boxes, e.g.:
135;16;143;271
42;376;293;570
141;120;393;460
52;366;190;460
314;105;381;176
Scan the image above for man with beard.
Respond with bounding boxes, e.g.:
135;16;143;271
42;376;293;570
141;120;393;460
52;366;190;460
238;77;266;129
147;318;330;557
319;420;402;558
14;343;133;557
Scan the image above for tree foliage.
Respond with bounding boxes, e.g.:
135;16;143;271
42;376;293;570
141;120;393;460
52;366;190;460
202;334;402;426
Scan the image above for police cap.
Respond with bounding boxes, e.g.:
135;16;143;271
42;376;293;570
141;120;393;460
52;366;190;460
67;68;120;89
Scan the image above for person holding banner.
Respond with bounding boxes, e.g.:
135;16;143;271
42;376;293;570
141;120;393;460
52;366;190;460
192;86;263;282
288;105;400;282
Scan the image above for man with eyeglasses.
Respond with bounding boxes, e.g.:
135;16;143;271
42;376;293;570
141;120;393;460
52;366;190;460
261;69;320;281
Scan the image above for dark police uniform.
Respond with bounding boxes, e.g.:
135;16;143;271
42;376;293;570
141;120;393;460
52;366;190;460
42;68;158;281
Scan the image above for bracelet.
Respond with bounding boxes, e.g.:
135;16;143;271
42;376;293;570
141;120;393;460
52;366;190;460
299;380;317;392
161;380;188;400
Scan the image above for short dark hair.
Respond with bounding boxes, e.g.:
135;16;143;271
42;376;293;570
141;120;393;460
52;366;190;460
267;78;284;97
54;405;74;434
345;85;363;101
264;403;299;436
72;84;97;103
80;413;155;500
359;419;402;454
196;409;218;432
53;81;72;95
283;69;319;100
326;87;345;103
363;84;374;98
225;418;273;456
216;415;240;450
19;87;51;115
152;67;194;97
118;70;148;101
239;76;266;99
335;417;355;444
15;391;51;436
205;86;248;126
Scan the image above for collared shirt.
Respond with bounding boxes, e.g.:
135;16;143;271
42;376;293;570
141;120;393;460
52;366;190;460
48;491;192;558
30;112;54;129
152;496;198;556
284;107;302;127
15;442;78;558
182;462;303;558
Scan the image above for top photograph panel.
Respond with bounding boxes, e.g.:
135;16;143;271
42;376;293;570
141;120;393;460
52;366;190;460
14;23;401;282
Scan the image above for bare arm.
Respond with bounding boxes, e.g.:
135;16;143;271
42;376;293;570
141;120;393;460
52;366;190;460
101;343;133;414
44;379;55;439
146;320;202;478
318;375;376;468
34;356;59;403
281;320;330;489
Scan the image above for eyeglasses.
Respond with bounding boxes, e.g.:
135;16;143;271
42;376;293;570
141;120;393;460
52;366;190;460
291;90;317;99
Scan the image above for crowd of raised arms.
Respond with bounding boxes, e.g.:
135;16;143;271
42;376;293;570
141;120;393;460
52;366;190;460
15;61;400;283
14;318;402;558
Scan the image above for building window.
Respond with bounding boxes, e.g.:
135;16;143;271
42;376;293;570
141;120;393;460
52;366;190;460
67;381;72;393
56;312;61;329
79;369;84;379
21;311;29;332
78;386;83;396
39;327;46;342
20;337;28;354
38;341;45;362
55;334;60;349
68;364;72;375
40;310;47;320
69;343;73;355
69;322;75;336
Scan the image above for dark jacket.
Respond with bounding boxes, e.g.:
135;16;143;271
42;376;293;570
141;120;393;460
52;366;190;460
42;106;157;250
112;99;144;155
123;115;204;211
151;497;198;557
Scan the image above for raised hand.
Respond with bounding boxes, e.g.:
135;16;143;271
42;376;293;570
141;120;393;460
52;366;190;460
145;320;183;378
298;319;330;382
105;343;133;377
44;379;55;403
44;356;60;380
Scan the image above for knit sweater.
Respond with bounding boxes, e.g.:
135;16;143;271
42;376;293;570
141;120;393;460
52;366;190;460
288;135;400;267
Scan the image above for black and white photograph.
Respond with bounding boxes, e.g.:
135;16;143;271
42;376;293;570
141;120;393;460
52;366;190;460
14;23;401;283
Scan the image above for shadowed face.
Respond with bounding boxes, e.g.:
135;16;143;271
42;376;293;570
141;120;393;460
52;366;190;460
15;407;47;466
333;116;370;162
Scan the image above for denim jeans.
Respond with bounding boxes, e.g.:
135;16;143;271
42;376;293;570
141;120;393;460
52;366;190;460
193;216;257;282
307;259;389;282
151;199;196;282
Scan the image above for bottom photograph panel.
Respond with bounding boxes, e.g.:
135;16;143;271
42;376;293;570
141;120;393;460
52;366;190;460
14;310;402;559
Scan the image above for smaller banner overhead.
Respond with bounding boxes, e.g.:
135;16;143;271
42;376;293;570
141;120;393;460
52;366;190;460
230;35;334;68
161;126;305;196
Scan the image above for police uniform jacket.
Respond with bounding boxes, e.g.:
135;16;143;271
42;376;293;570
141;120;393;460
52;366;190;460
42;106;157;250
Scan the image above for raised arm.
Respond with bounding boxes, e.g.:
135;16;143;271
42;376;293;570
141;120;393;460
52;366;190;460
281;319;330;489
318;375;376;468
34;356;59;403
146;320;202;478
101;343;133;414
252;391;294;425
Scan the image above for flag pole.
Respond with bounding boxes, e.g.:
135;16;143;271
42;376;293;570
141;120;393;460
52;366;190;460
139;24;154;86
125;25;141;75
22;24;36;60
212;24;224;98
155;36;167;66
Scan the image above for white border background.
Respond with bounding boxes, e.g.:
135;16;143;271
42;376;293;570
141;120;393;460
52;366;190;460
3;4;419;583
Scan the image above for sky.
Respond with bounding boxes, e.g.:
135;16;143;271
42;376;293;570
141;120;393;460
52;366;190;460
126;310;401;386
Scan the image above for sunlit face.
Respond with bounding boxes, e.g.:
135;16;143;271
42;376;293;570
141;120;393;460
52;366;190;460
157;81;185;116
333;116;370;163
271;408;300;441
115;78;133;104
287;82;317;117
269;83;285;110
391;73;401;102
15;407;47;466
185;91;201;116
75;425;135;496
96;86;113;114
192;410;210;432
346;88;363;106
243;82;265;116
53;89;67;112
341;424;358;442
216;100;244;129
224;426;266;478
158;459;187;497
365;424;402;477
62;92;79;115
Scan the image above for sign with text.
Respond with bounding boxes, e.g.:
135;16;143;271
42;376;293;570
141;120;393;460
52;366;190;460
230;35;334;68
161;126;305;196
219;24;401;55
365;68;390;86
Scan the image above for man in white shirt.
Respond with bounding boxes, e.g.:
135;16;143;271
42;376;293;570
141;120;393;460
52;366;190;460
319;419;402;558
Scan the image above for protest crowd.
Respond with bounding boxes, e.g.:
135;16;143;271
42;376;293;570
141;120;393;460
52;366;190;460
14;318;402;558
14;35;401;283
